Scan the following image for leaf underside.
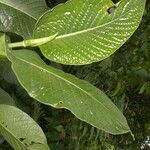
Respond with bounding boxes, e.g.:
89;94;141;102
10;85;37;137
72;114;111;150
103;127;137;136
7;50;130;135
34;0;146;65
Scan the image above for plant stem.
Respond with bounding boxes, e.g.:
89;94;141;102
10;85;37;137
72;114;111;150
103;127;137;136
8;41;25;48
8;33;58;49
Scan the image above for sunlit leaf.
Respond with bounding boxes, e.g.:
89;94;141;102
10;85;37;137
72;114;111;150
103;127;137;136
34;0;146;65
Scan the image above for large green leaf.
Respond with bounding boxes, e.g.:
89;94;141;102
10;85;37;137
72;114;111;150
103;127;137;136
0;88;15;105
0;104;50;150
7;49;130;135
0;0;48;39
34;0;146;65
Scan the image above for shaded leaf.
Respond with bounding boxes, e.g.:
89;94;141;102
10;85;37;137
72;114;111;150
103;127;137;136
0;33;18;84
34;0;146;65
7;50;130;135
0;88;15;105
0;0;48;38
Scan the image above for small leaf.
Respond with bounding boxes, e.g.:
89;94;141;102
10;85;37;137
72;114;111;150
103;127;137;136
0;104;50;150
34;0;146;65
0;88;15;105
7;50;130;135
0;33;18;84
0;0;48;38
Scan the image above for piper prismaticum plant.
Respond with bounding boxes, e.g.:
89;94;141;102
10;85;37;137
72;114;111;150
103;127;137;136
0;0;146;149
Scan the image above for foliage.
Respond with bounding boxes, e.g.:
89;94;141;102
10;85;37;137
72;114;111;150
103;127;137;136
34;0;145;65
0;104;49;150
0;0;148;150
0;0;48;39
61;1;150;149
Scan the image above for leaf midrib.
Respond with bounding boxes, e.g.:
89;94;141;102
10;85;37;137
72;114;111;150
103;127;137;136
13;54;131;133
56;0;134;40
13;54;110;111
0;123;28;150
0;1;36;20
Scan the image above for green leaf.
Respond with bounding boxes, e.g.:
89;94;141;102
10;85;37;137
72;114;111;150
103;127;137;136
0;88;15;105
34;0;146;65
0;33;18;84
0;0;48;39
7;50;130;135
0;104;50;150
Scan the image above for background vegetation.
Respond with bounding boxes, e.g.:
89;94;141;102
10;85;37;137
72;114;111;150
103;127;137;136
0;0;150;149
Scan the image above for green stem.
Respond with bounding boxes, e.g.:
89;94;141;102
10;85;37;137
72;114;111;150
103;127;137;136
8;33;58;49
8;41;25;48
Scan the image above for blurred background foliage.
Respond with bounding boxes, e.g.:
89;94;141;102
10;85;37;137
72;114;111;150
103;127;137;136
0;0;150;149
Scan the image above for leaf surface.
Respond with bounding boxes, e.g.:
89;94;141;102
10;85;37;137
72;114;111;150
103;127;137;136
34;0;146;65
0;0;48;38
0;88;15;105
0;33;18;84
0;104;49;150
7;50;130;134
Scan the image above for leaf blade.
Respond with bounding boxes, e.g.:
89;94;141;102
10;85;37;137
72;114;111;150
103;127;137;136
34;0;146;65
0;104;50;150
0;88;15;105
7;50;130;134
0;0;48;38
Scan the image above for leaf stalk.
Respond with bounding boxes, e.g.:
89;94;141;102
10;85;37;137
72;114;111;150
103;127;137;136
8;33;58;48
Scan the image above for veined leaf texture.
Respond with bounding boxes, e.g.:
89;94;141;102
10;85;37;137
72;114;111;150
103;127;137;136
34;0;146;65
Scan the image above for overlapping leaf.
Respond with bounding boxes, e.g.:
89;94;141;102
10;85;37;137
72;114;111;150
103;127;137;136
0;33;18;84
0;104;49;150
7;50;130;135
34;0;146;65
0;88;15;105
0;0;48;39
